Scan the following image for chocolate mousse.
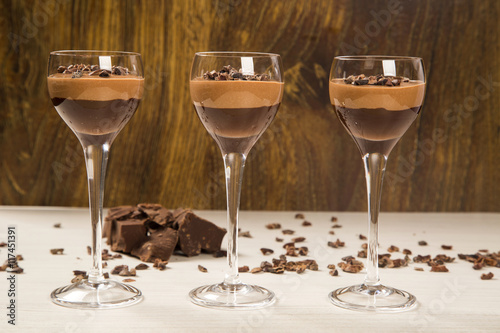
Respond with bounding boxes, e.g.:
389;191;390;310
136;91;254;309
329;76;425;155
190;66;284;154
47;64;144;145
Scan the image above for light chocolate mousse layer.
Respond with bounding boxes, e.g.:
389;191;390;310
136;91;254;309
47;73;144;101
190;79;284;109
329;79;425;111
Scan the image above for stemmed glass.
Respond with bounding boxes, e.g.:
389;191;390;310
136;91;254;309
47;50;144;308
189;52;284;309
329;56;426;312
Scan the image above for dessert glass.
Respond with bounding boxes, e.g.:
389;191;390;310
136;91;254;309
189;52;284;309
328;56;426;312
47;50;144;309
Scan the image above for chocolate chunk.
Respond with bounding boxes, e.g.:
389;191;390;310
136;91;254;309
110;219;148;253
131;227;178;262
175;210;226;256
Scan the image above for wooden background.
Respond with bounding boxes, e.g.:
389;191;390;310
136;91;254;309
0;0;499;212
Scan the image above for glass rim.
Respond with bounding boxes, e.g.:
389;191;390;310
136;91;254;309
49;50;142;57
195;51;281;58
334;55;423;61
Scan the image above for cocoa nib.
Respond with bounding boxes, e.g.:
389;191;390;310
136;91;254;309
239;230;252;238
481;272;494;280
418;240;428;246
343;74;409;86
292;237;305;243
282;229;295;235
260;248;274;255
202;65;271;81
238;266;249;273
302;221;312;226
198;265;208;273
441;244;453;250
266;223;281;230
430;265;449;272
58;64;130;77
295;213;305;219
50;248;64;255
327;239;345;248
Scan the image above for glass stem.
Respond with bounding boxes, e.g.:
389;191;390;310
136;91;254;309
223;152;246;286
83;143;110;284
362;153;387;287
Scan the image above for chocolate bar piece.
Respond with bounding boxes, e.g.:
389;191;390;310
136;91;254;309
131;227;178;262
110;219;148;253
175;210;226;257
138;203;173;227
103;205;135;240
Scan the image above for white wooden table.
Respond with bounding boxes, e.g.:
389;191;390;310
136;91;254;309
0;207;499;333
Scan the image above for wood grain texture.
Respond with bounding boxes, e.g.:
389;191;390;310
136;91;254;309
0;0;499;211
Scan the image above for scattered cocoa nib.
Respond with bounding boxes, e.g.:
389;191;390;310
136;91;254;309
111;265;127;275
295;213;305;219
331;224;342;228
327;264;336;270
251;267;263;273
361;243;367;250
358;250;367;258
481;272;494;280
112;254;122;259
328;239;345;248
119;267;136;277
202;65;271;81
292;237;305;243
414;267;424;271
413;254;431;263
338;256;364;273
53;223;61;228
122;278;136;283
102;262;107;268
238;266;249;273
282;229;295;235
50;248;64;255
430;265;449;272
73;270;86;276
71;275;84;283
298;247;309;256
473;262;484;270
260;248;274;255
213;250;227;258
87;246;91;255
387;258;407;268
239;231;252;238
329;269;339;276
329;231;335;235
343;74;409;86
387;245;399;253
153;259;168;270
478;249;489;253
275;237;284;242
198;265;208;273
359;234;367;240
302;221;312;226
403;249;412;255
458;251;500;271
418;241;428;246
266;223;281;230
0;242;7;247
135;263;149;270
433;254;455;263
441;245;453;250
331;216;338;222
103;272;109;279
16;255;23;261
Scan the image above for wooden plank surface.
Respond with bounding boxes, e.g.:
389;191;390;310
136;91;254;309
0;208;499;332
0;0;499;211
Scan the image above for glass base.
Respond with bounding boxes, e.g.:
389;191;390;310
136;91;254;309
189;282;275;309
329;283;416;312
51;279;143;309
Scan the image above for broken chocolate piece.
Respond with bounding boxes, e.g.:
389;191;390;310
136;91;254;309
176;210;226;256
131;228;178;263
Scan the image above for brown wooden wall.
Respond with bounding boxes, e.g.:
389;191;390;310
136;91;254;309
1;0;499;211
